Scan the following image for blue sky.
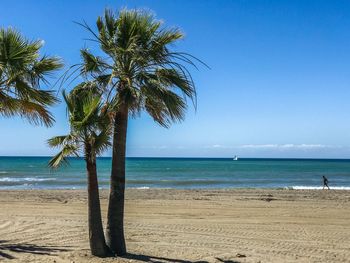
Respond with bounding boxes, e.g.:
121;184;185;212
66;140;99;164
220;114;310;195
2;0;350;158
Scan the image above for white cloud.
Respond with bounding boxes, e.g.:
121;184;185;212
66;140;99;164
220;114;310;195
238;144;332;150
202;144;337;151
204;144;231;149
176;146;186;149
154;145;168;149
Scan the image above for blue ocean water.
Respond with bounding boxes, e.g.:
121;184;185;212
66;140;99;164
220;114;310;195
0;157;349;190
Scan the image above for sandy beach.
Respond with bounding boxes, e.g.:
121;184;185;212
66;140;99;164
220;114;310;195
0;189;349;263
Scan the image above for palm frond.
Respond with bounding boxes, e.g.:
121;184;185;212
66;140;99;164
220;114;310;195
48;144;79;168
12;77;58;105
30;55;63;85
0;27;63;126
47;134;76;148
0;93;55;126
94;128;112;156
80;49;104;75
142;84;186;127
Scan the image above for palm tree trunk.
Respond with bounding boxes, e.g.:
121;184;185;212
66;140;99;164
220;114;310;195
86;145;110;257
106;103;128;255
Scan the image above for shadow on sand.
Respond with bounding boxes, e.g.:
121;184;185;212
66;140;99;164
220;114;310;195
215;257;241;263
0;241;241;263
0;240;71;260
123;253;241;263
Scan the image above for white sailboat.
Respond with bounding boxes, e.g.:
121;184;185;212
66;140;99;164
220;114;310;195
233;155;238;161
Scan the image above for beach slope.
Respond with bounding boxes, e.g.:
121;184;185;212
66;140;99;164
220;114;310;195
0;189;349;262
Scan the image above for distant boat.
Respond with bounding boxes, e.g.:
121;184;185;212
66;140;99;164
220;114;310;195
233;156;238;161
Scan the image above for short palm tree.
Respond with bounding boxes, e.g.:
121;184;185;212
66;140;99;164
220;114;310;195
0;28;62;126
75;8;203;255
48;83;112;257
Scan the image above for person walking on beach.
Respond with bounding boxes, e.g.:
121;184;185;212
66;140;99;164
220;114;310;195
322;176;330;190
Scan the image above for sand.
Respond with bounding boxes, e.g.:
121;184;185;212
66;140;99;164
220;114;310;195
0;189;349;263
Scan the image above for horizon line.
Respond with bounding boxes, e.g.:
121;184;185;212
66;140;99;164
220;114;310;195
1;155;350;160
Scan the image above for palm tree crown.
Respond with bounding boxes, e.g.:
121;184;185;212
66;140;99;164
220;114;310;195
0;28;63;126
47;83;112;167
77;8;202;126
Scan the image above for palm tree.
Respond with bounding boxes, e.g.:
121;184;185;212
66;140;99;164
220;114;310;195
75;9;203;255
0;28;62;126
48;83;112;257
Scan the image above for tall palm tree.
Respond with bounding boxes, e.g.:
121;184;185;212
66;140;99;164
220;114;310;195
48;83;112;257
76;9;203;255
0;28;63;126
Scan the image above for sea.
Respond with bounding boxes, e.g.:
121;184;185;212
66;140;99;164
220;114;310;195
0;157;350;190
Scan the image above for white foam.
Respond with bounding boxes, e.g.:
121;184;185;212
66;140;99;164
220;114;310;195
133;186;150;190
288;186;350;190
0;177;56;182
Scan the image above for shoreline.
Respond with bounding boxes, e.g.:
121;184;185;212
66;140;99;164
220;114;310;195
1;186;350;191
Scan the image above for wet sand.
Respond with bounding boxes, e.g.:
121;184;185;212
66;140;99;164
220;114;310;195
0;189;349;262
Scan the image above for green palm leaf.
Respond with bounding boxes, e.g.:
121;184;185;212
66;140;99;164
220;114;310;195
71;8;203;126
48;84;112;168
0;27;63;126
